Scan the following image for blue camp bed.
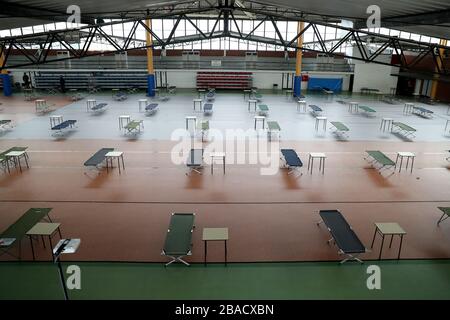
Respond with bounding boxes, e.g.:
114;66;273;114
206;91;215;102
113;91;128;101
51;120;77;134
0;119;13;130
203;103;213;115
412;106;433;118
317;210;367;264
186;149;204;175
90;103;107;113
309;105;323;116
296;94;306;100
161;213;196;266
145;103;159;115
83;148;114;172
280;149;303;177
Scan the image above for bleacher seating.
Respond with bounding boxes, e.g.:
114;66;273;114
34;71;147;90
196;71;252;90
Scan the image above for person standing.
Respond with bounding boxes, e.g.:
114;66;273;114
59;75;66;93
22;73;30;88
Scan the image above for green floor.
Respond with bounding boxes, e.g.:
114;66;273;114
1;260;449;299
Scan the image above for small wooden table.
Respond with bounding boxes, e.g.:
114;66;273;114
5;150;29;173
203;227;229;266
297;100;307;113
248;99;257;112
371;222;406;260
27;222;62;260
380;118;393;132
308;152;326;174
185;116;197;131
105;151;125;174
395;152;415;173
193;99;203;111
254;116;266;130
348;102;359;113
315;117;327;132
210;152;226;175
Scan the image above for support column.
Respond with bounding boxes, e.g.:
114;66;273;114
145;19;156;97
430;39;447;99
293;21;304;98
0;52;12;96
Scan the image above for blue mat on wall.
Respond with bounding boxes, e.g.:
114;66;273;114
308;78;343;92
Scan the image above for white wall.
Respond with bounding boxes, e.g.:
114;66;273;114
352;63;398;94
166;69;352;91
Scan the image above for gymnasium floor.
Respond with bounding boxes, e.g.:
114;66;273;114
1;89;450;298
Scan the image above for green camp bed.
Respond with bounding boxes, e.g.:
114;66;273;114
162;213;196;266
365;150;396;175
253;93;263;102
197;120;209;142
267;121;281;141
391;122;416;139
124;120;143;134
330;121;349;138
437;207;450;225
358;106;376;116
0;208;53;259
258;104;269;116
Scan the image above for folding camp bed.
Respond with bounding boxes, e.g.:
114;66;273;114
280;149;303;177
46;87;59;95
203;103;213;115
51;120;77;135
168;86;177;94
161;213;195;266
309;105;323;117
364;150;396;175
418;95;436;105
69;89;83;101
412;106;433;118
391;122;416;139
197;120;209;142
113;91;128;101
253;93;263;102
330;121;349;138
83;148;114;173
127;86;139;94
186;149;204;175
437;207;450;225
89;103;108;113
206;91;215;102
258;104;269;116
358;105;376;117
145;103;159;115
0;120;12;130
317;210;367;264
267;121;281;141
381;95;395;104
0;208;53;260
124;120;144;135
35;100;54;114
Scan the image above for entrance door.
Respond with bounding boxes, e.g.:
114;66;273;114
282;72;295;90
